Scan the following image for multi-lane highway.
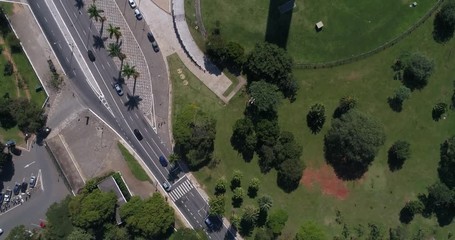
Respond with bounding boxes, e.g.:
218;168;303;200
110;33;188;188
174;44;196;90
27;0;234;238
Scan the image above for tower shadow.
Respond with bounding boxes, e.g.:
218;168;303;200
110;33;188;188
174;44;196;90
264;0;295;49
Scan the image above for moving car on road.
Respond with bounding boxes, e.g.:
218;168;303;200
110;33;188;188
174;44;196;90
162;182;171;192
134;9;143;20
133;129;143;141
114;83;124;96
128;0;136;8
159;155;168;167
88;50;95;62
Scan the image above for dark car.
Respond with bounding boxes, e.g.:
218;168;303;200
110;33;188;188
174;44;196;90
88;50;95;62
0;192;3;204
204;217;214;229
147;33;159;52
133;129;143;141
30;175;37;188
159;155;168;167
114;83;124;96
21;182;28;193
13;183;21;195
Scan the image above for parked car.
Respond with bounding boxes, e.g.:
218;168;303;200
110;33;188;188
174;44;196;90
114;83;124;96
21;182;28;193
147;33;159;52
30;175;37;188
13;183;21;195
162;182;171;192
134;9;143;20
4;189;12;202
0;192;3;204
128;0;136;8
88;50;95;62
159;155;168;167
133;129;143;141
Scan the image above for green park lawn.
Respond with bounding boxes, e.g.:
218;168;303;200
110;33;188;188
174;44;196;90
170;8;455;238
117;142;150;182
200;0;436;63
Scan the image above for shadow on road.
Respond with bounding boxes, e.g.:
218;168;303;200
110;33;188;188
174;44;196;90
124;94;142;110
0;154;15;191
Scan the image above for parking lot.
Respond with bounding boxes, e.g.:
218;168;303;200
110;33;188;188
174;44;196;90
0;143;70;237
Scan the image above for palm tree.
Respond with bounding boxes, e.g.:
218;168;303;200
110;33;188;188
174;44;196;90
107;42;122;58
122;63;136;81
87;4;103;22
132;69;140;95
257;195;273;212
107;24;122;42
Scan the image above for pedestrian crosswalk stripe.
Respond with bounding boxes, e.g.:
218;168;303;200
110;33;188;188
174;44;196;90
169;179;195;201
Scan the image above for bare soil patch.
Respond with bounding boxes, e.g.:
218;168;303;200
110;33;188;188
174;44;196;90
301;164;349;200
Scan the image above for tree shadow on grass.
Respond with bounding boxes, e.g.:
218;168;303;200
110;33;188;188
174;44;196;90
387;97;403;112
264;0;294;49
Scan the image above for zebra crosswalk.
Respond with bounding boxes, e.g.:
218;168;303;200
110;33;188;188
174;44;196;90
169;179;194;201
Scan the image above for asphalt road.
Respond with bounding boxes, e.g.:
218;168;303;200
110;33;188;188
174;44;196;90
0;145;70;238
27;0;234;239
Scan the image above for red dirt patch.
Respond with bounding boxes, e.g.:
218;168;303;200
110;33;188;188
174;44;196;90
301;164;349;200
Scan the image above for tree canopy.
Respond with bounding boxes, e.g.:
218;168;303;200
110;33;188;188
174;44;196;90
324;111;385;180
68;189;117;229
388;140;411;171
433;0;455;42
120;194;175;239
248;80;282;113
209;195;225;216
170;228;208;240
306;103;326;134
400;53;434;90
67;228;94;240
439;136;455;188
266;209;288;236
5;225;33;240
231;118;256;160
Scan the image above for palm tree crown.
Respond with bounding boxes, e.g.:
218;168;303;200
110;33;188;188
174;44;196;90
108;43;122;58
87;4;103;22
107;24;122;41
122;63;137;80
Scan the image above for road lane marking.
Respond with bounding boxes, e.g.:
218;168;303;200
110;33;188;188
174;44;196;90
101;63;105;70
44;17;48;23
36;2;40;8
106;61;111;67
24;161;36;168
38;169;44;191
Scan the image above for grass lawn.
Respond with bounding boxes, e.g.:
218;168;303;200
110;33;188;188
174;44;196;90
200;0;436;63
184;0;206;52
117;142;150;182
171;9;455;238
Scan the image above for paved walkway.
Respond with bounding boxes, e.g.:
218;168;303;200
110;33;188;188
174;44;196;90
141;0;243;104
91;0;154;116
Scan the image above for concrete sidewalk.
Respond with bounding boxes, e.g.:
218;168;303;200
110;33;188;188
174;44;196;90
143;0;244;104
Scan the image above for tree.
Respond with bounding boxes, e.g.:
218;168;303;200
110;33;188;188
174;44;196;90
334;96;357;118
324;111;385;180
122;63;136;81
231;118;256;160
248;177;260;198
5;225;32;240
306;103;326;134
255;119;280;147
232;187;245;207
439;136;455;188
107;24;122;42
67;228;94;240
68;189;117;229
295;221;327;240
208;195;225;216
389;225;408;240
87;4;103;22
215;177;227;195
231;170;243;190
367;223;383;240
45;196;74;240
258;145;276;173
254;227;274;240
277;157;304;192
108;42;122;59
388;140;411;171
274;131;303;168
419;182;455;226
170;228;208;240
103;224;130;240
224;41;245;70
388;86;411;112
433;0;455;42
266;209;288;236
244;42;293;88
240;205;259;236
120;194;175;239
257;195;273;212
399;200;424;224
205;33;225;67
451;89;455;109
400;53;434;90
9;98;47;133
248;80;282;113
432;102;448;121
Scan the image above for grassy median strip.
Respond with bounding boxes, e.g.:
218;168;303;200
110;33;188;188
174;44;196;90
117;142;150;182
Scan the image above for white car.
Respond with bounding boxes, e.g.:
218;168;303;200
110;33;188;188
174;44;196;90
128;0;136;8
134;9;143;20
0;228;3;235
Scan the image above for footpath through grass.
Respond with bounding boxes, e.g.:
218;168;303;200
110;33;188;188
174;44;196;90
201;0;436;63
171;8;455;238
117;142;150;182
